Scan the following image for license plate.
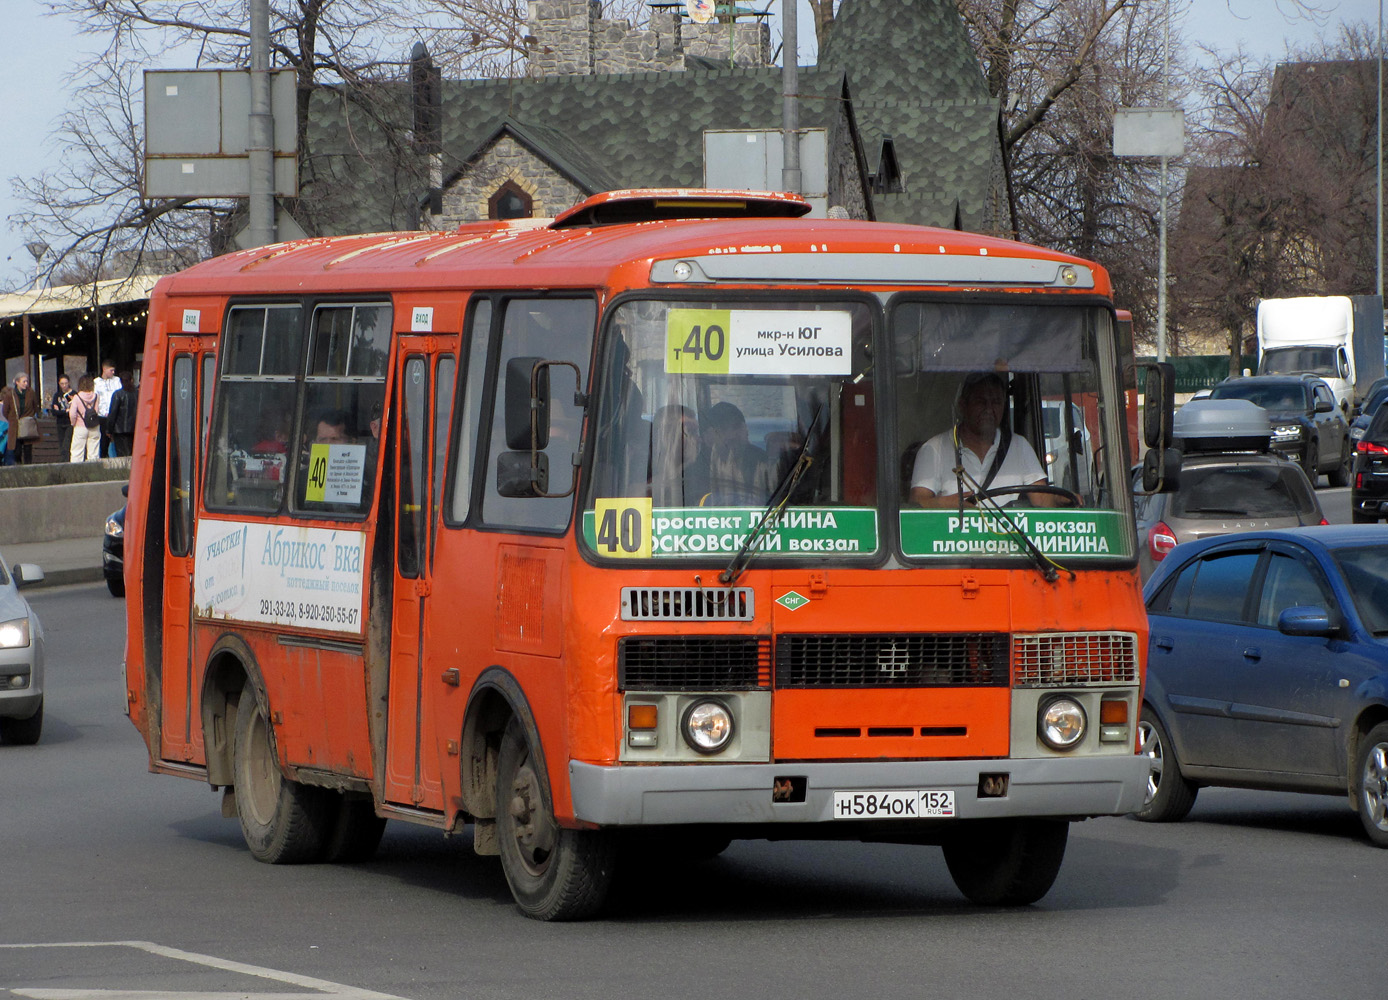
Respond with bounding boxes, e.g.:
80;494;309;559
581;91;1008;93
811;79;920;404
831;790;955;819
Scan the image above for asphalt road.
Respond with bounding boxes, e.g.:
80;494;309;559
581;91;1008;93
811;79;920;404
3;581;1382;1000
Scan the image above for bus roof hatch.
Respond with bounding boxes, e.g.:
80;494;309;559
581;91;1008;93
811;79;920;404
550;188;813;229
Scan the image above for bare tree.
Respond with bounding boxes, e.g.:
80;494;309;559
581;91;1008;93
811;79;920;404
1172;22;1382;369
12;1;646;284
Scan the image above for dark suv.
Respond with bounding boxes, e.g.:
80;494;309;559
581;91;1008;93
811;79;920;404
1208;375;1350;485
1351;402;1388;521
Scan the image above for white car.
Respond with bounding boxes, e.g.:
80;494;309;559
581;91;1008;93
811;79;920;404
0;551;45;745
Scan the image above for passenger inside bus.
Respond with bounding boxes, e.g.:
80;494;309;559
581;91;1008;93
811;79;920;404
649;404;708;506
702;401;774;506
311;408;353;445
908;371;1060;509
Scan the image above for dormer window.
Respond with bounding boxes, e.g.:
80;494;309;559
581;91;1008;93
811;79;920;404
490;181;534;220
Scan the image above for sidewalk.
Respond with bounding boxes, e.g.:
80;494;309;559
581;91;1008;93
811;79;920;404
4;535;107;589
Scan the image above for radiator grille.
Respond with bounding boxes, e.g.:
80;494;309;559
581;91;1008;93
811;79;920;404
775;633;1009;688
621;587;754;622
1013;631;1139;687
618;636;771;691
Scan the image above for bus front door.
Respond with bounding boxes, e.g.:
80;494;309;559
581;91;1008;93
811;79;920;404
383;348;455;810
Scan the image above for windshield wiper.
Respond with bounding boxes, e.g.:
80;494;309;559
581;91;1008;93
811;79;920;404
954;466;1071;584
719;409;822;586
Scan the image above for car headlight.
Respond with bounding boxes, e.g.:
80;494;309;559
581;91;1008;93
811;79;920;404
1271;424;1304;442
681;699;734;754
1038;696;1086;750
0;617;32;649
105;516;124;537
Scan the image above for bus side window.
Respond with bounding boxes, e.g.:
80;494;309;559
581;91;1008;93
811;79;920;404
168;355;196;556
206;305;303;512
293;303;390;516
481;297;595;531
448;298;492;525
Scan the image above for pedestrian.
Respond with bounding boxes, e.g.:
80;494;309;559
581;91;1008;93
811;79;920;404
69;375;101;462
0;373;41;465
93;360;122;459
107;371;137;458
50;373;76;462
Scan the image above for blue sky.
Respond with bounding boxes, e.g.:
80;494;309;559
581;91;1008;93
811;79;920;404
1;0;1381;291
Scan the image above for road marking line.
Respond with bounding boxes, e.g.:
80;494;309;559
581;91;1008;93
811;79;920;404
0;941;410;1000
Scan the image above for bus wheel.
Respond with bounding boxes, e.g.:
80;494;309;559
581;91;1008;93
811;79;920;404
323;793;387;863
942;818;1068;906
496;719;616;920
233;693;331;864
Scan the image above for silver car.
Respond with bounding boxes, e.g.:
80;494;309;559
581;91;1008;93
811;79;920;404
0;551;46;745
1132;452;1325;579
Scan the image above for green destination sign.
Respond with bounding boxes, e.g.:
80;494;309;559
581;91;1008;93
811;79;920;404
899;509;1129;559
583;503;878;559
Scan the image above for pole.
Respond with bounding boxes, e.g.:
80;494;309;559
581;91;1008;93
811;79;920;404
247;0;276;249
1157;0;1170;363
781;0;801;194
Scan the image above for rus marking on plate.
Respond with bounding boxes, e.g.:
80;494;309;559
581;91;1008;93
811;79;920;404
776;590;810;611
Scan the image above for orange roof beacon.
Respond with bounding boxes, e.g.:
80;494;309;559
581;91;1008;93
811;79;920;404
121;190;1175;920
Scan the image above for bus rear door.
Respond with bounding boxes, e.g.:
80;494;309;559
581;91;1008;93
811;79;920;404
160;340;215;764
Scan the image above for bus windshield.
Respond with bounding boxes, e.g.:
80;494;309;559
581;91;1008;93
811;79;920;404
585;296;1131;564
585;297;878;561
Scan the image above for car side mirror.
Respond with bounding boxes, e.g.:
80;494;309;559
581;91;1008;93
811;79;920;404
1314;398;1333;414
11;564;45;589
1277;605;1340;637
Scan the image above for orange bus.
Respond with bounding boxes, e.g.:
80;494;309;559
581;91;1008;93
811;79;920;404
123;190;1166;920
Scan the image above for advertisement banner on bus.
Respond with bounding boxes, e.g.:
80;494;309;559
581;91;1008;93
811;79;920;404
193;519;367;633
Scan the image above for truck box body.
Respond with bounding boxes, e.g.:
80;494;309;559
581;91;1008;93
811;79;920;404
1256;295;1385;412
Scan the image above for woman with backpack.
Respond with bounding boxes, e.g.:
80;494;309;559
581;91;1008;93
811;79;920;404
69;375;101;461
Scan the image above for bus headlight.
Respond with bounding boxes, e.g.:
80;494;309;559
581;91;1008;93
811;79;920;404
681;699;734;754
1038;696;1086;750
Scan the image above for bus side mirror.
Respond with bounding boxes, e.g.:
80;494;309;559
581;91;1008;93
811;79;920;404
1140;361;1176;449
505;356;550;451
497;450;549;497
1141;445;1182;493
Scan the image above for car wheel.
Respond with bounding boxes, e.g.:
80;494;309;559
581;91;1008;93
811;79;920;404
1302;441;1319;485
496;718;616;920
1354;722;1388;848
0;698;43;746
106;575;125;598
1328;438;1351;487
1134;706;1197;822
233;690;332;863
942;818;1069;906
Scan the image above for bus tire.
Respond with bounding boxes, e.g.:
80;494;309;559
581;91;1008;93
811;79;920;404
496;718;616;920
323;793;387;863
233;692;331;864
941;818;1068;906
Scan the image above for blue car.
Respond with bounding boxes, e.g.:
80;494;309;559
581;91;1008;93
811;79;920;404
1135;526;1388;846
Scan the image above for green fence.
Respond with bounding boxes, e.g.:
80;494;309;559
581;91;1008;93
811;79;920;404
1136;355;1256;394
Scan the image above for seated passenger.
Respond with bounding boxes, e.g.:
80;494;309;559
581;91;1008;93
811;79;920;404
650;404;709;507
702;401;773;506
909;372;1059;509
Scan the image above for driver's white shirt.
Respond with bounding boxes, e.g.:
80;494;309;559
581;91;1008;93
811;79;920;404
910;427;1047;497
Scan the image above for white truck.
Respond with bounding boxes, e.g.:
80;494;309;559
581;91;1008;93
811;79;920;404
1256;295;1385;414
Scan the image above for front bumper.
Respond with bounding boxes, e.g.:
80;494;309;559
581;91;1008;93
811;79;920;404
570;753;1150;826
0;647;42;719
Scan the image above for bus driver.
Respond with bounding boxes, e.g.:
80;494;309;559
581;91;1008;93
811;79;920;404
909;371;1059;509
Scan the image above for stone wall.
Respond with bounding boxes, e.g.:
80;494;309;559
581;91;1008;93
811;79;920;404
526;0;770;77
437;135;587;225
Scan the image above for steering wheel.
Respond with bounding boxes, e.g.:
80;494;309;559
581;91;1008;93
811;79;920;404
975;484;1083;508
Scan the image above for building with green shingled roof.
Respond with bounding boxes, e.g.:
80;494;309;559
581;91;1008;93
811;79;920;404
291;0;1005;240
